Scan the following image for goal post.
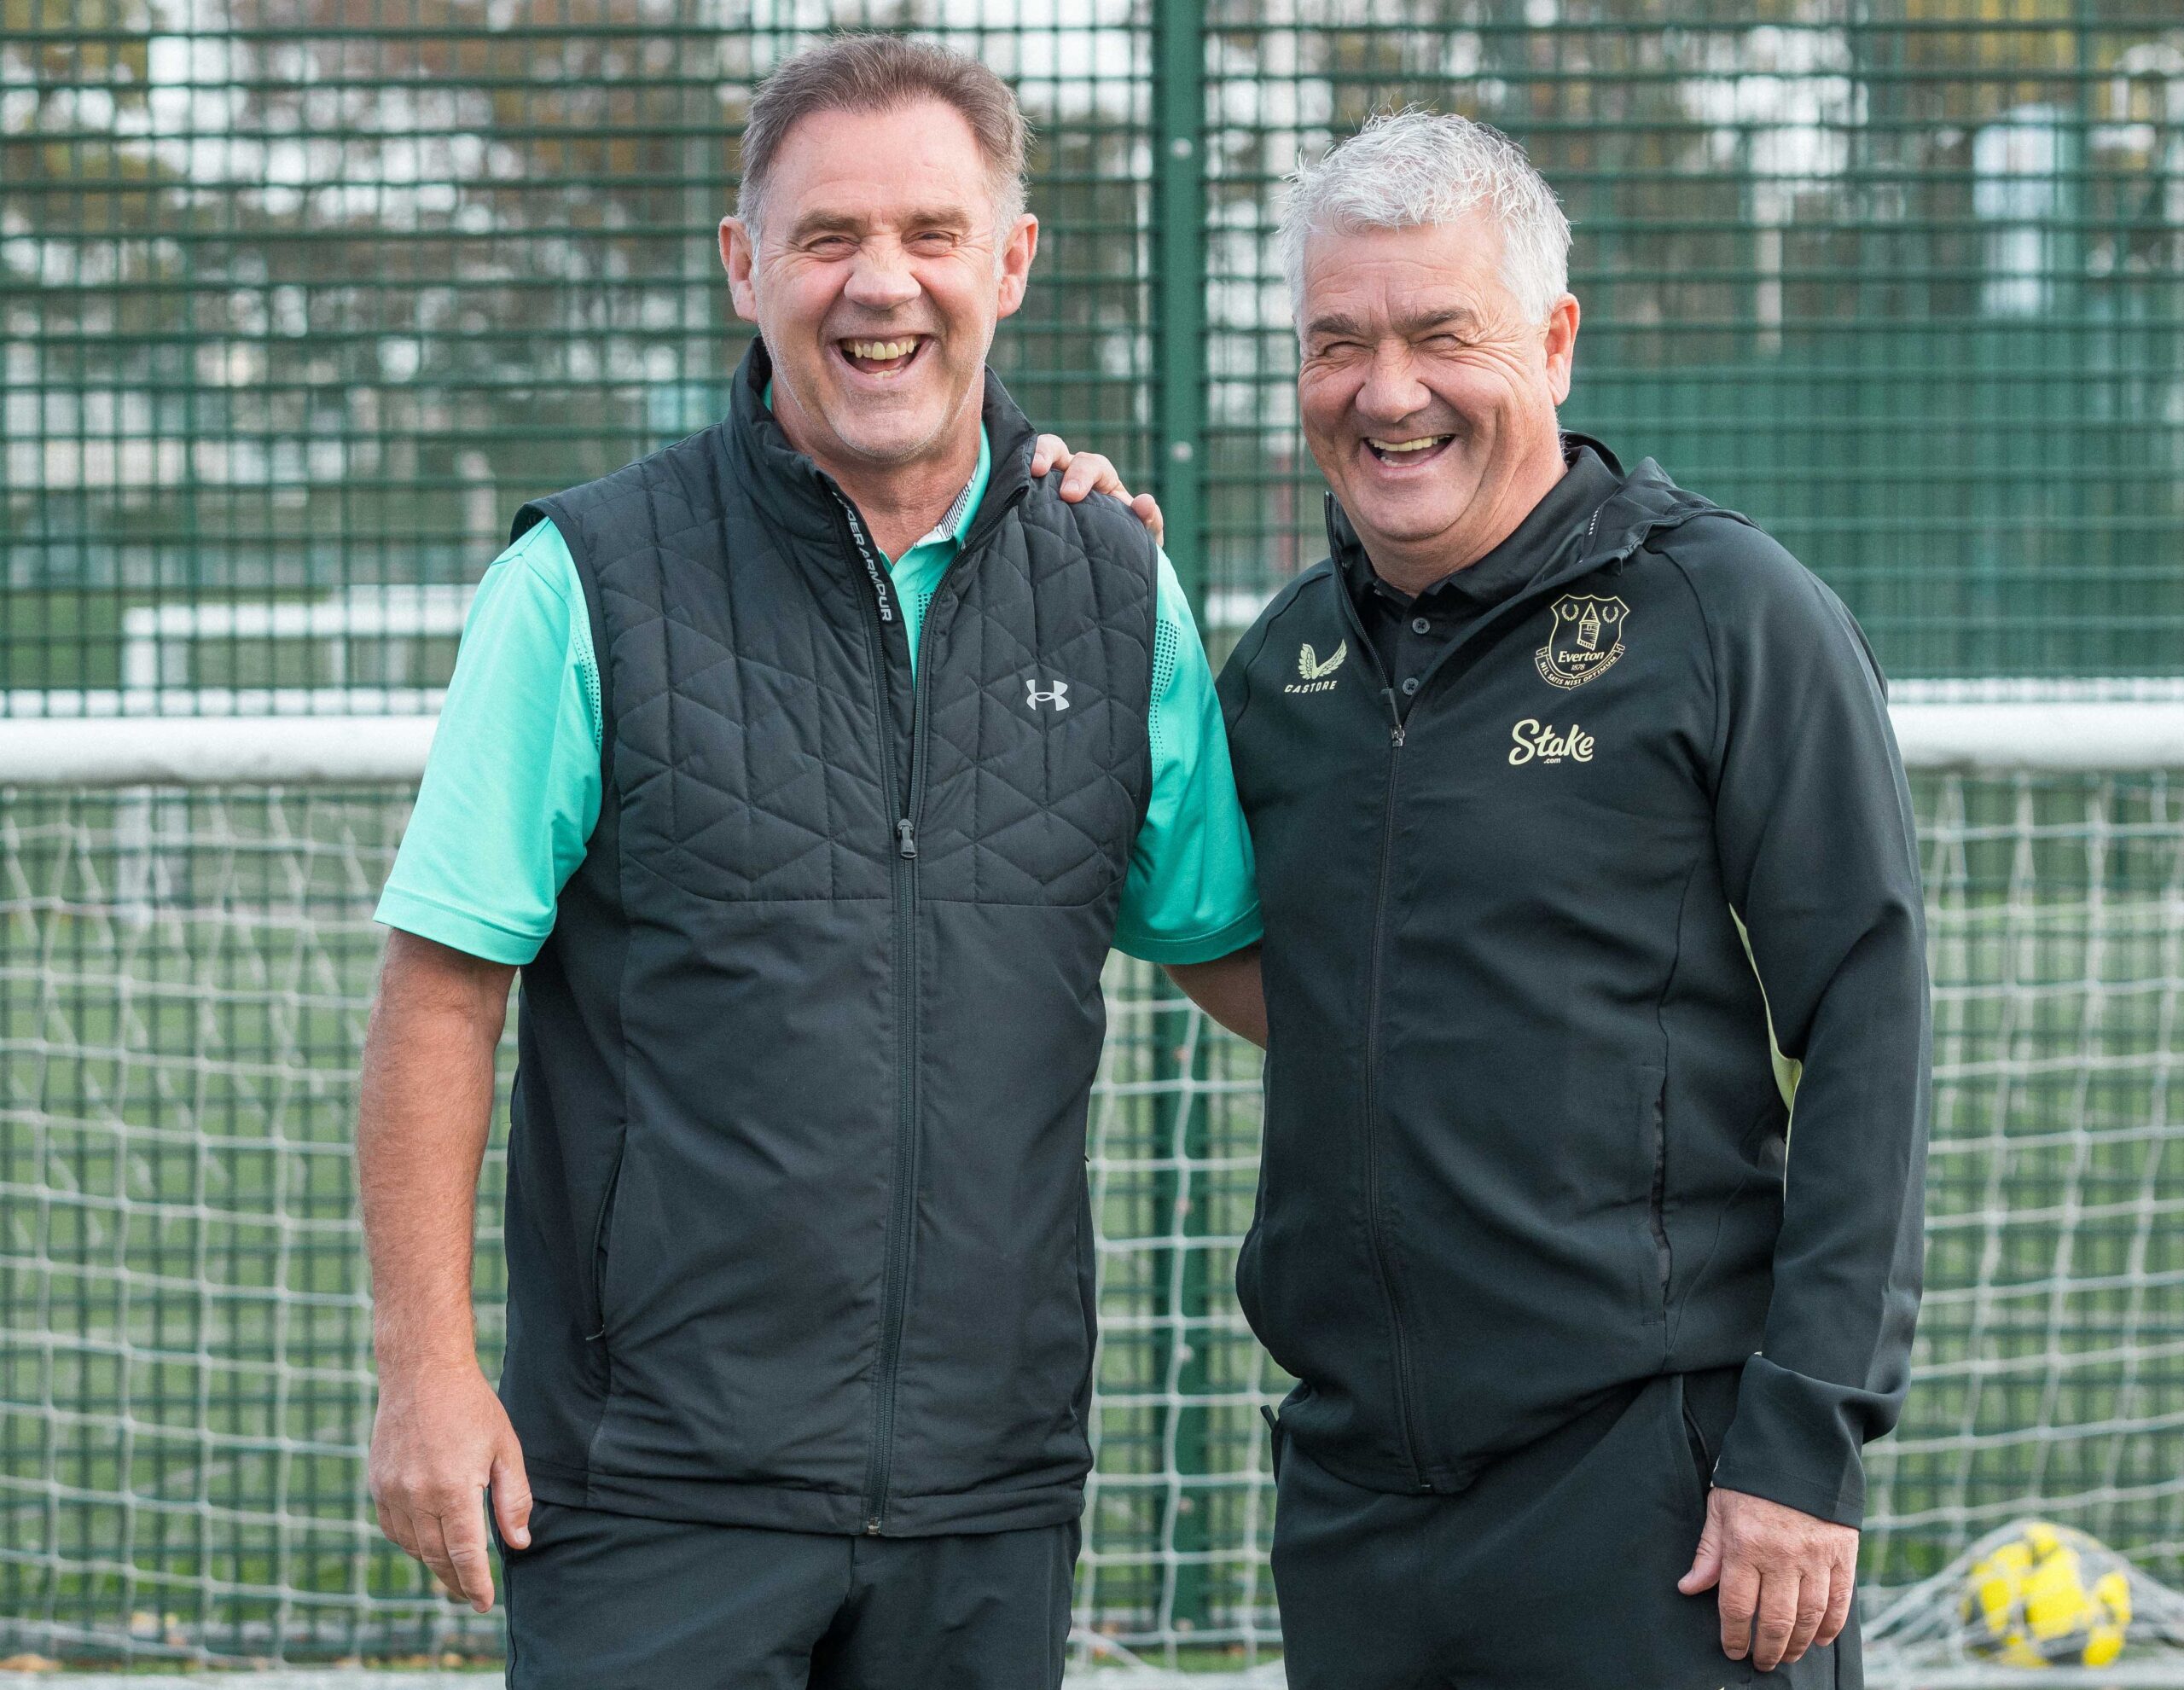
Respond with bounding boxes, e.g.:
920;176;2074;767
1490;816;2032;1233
5;691;2184;1676
9;681;2184;787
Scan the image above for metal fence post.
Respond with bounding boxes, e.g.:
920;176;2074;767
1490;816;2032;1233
1151;0;1214;1641
1153;0;1207;603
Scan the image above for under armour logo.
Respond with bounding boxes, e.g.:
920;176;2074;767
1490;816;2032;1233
1025;678;1070;711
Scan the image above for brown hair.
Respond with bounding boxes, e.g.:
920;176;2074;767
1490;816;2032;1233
735;34;1030;235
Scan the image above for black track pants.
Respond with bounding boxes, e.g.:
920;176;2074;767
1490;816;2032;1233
500;1501;1077;1689
1270;1371;1862;1690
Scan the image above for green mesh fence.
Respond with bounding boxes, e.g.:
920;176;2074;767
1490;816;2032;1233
8;773;2184;1664
7;3;2181;693
1189;3;2184;677
4;0;2184;1670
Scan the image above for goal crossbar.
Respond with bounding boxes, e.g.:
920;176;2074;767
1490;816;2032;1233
5;698;2184;787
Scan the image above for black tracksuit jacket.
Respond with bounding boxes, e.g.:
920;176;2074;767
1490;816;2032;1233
1219;446;1931;1527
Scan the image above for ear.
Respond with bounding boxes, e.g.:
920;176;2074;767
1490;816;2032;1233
994;213;1039;322
721;217;759;323
1542;292;1580;407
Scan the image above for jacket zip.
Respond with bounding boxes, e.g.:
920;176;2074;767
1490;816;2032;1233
1327;560;1431;1490
1646;1073;1671;1303
582;1137;627;1343
1317;491;1617;1491
1367;686;1432;1490
834;481;1026;1535
833;493;920;1536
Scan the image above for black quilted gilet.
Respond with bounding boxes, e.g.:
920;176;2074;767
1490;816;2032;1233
496;343;1157;1537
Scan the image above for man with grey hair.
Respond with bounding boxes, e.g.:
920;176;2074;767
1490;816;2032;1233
357;32;1261;1687
1172;109;1930;1685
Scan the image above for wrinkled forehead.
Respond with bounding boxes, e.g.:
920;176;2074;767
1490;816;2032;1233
760;101;1006;235
1296;215;1514;329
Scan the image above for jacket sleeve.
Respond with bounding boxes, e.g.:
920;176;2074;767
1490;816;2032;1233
1694;522;1931;1530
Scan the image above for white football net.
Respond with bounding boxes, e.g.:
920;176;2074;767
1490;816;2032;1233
3;689;2184;1682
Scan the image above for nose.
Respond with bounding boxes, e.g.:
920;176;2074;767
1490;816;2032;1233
1355;344;1431;426
843;238;921;312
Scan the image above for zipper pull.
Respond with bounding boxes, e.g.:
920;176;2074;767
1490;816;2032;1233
1380;688;1407;748
896;818;918;860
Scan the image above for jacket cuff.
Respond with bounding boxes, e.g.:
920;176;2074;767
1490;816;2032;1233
1709;1354;1868;1530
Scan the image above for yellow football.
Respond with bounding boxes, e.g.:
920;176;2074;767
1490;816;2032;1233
1961;1522;2134;1668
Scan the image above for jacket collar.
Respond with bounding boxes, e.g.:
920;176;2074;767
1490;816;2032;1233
1321;432;1735;618
724;339;1042;554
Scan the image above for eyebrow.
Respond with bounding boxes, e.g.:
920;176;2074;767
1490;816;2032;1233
1304;306;1481;340
787;206;977;241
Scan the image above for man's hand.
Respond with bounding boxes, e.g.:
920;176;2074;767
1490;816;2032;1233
1679;1485;1857;1671
369;1360;532;1612
1031;434;1165;546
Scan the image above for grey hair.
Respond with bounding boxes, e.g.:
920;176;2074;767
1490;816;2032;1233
736;33;1029;239
1280;108;1572;322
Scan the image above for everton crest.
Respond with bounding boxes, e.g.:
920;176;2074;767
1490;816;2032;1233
1535;595;1629;689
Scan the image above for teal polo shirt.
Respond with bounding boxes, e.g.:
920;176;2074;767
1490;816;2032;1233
376;427;1262;967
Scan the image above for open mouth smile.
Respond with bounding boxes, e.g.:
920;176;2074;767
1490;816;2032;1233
1365;434;1455;467
836;335;927;377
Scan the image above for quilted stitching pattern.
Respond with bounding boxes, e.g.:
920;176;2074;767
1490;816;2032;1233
500;384;1159;1524
918;490;1153;906
543;418;1154;909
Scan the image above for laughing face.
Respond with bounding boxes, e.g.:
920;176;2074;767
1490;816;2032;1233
1296;216;1578;586
721;100;1036;482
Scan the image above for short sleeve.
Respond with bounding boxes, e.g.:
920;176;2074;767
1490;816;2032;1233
373;519;603;965
1111;549;1263;964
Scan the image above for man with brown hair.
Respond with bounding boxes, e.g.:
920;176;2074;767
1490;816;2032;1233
357;33;1260;1687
